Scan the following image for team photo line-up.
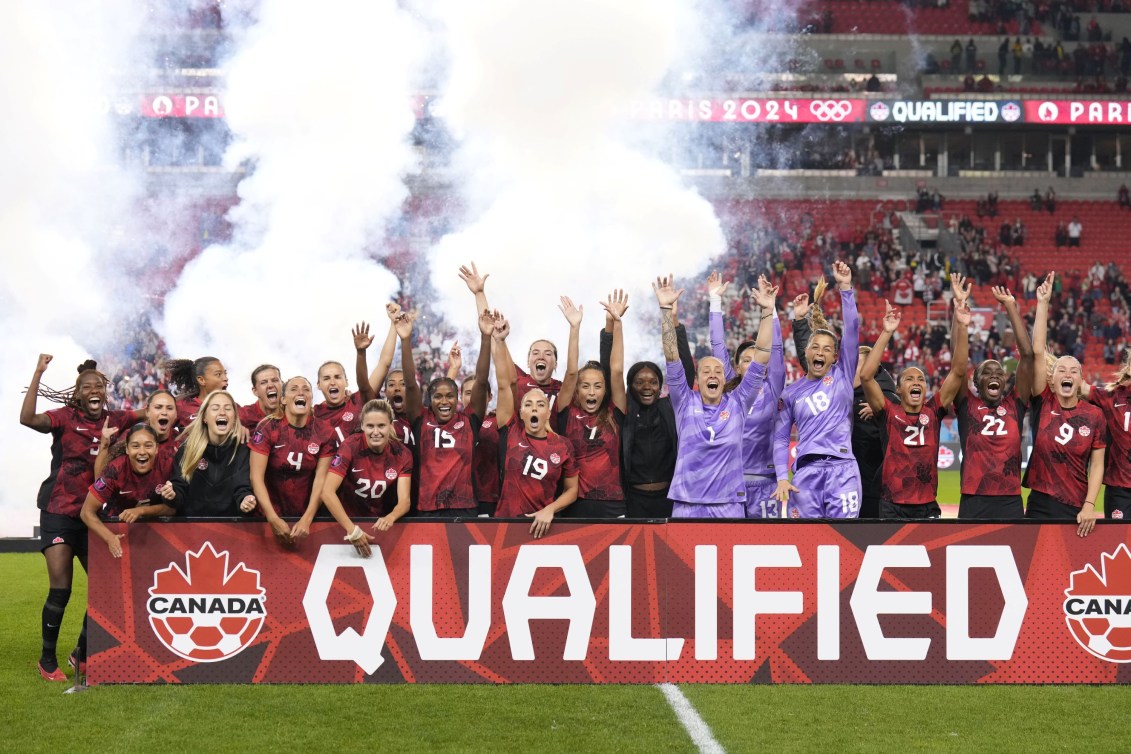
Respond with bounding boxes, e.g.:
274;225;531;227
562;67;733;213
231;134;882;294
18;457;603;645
19;261;1127;679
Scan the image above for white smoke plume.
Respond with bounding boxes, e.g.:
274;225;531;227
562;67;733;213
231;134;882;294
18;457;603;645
427;0;726;365
0;3;150;536
160;0;425;386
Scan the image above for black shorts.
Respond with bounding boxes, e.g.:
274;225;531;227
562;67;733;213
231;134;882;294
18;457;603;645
561;498;627;519
880;500;942;520
476;500;498;518
625;486;673;519
958;493;1024;520
39;511;87;556
1025;490;1080;520
411;509;476;519
1104;486;1131;520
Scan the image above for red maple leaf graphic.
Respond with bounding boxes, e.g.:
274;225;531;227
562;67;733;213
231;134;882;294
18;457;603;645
149;542;264;596
1066;543;1131;598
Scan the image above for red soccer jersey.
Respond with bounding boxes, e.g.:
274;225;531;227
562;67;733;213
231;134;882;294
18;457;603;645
879;395;948;505
474;413;501;503
327;434;413;517
238;402;268;433
392;414;416;448
414;408;480;511
515;365;562;407
89;452;175;517
495;421;578;517
1085;384;1131;489
955;390;1027;496
315;392;364;448
41;408;135;518
1023;387;1107;508
558;406;625;501
176;397;201;429
249;417;336;516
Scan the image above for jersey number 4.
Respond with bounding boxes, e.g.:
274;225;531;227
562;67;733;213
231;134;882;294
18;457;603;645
286;451;305;470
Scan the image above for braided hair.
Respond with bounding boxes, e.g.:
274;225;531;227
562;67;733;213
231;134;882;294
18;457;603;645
34;359;107;409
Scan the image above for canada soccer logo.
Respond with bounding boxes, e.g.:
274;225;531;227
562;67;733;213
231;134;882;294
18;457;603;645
342;412;354;422
147;542;266;663
1063;543;1131;662
384;467;397;480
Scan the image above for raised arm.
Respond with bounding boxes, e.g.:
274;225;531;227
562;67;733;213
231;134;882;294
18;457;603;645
20;353;53;432
707;271;737;382
750;276;777;365
992;285;1035;402
1031;271;1055;398
93;418;121;476
601;289;629;413
492;313;517;426
860;300;901;414
459;261;490;315
654;274;685;363
353;322;377;403
446;342;462;381
939;274;972;408
367;303;401;395
833;260;859;378
556;296;584;412
768;314;785;396
790;293;812;373
469;309;494;419
396;310;423;423
675;309;695;388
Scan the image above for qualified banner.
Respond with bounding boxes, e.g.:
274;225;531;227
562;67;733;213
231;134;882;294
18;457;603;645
87;520;1131;684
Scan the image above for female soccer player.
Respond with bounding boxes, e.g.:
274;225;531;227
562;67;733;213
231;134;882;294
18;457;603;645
555;291;629;517
95;389;178;477
238;364;282;432
706;272;785;518
1081;348;1131;520
458;373;502;516
321;399;414;557
164;356;228;428
20;355;138;680
655;273;776;518
249;376;335;543
404;308;493;516
81;423;177;558
953;285;1034;519
773;260;860;518
169;390;256;517
860;281;971;519
492;312;578;538
314;322;378;447
1025;272;1105;537
367;303;420;447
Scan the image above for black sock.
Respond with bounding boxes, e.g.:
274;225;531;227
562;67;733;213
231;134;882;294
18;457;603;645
75;614;88;661
40;587;71;670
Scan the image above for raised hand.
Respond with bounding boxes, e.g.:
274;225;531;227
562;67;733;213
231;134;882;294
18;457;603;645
832;260;853;290
791;292;811;320
492;311;511;342
1036;271;1055;303
601;289;629;321
954;299;973;327
36;353;53;373
393;310;417;340
458;262;489;294
100;417;119;447
352;321;373;350
652;274;685;308
448;342;462;373
882;299;901;333
751;275;779;310
385;302;402;322
950;272;971;307
707;270;729;298
558;296;584;328
990;286;1016;306
478;308;495;336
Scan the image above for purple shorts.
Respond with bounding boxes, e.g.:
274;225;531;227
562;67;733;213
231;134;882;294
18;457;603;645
671;501;746;519
744;475;780;519
787;457;862;519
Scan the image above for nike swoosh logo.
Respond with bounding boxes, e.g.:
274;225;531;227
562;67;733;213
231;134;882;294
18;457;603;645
47;623;59;628
1051;411;1060;416
425;422;439;428
351;468;362;473
977;406;989;411
274;444;286;448
1117;403;1127;408
518;443;529;448
75;428;88;432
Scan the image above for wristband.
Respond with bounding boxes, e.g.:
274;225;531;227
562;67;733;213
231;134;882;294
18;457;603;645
1084;501;1096;507
709;294;722;313
659;306;673;310
754;345;771;353
345;526;365;542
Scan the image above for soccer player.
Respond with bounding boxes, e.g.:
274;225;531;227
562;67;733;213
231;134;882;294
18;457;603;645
314;322;378;447
367;303;419;448
80;423;177;558
321;399;414;557
954;285;1034;519
404;308;493;516
772;260;861;518
20;354;137;680
1024;272;1105;537
655;273;776;518
238;364;282;432
790;281;898;519
164;356;228;428
249;376;335;543
492;311;579;538
555;290;629;518
860;285;971;519
460;261;562;403
706;271;786;518
1080;349;1131;520
169;390;256;517
95;389;178;477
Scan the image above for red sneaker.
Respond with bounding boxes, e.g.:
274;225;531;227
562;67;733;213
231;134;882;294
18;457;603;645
37;661;67;682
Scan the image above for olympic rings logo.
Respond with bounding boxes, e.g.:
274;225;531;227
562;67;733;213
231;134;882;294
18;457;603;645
808;100;853;122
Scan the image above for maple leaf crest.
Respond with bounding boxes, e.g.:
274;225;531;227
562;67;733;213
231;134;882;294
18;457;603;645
1065;543;1131;598
149;542;265;597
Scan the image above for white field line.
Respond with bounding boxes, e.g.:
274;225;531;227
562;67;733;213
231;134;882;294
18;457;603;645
657;683;726;754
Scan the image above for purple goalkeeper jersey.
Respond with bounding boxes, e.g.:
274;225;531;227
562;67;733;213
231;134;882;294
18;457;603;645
710;311;786;478
666;358;767;504
773;289;859;481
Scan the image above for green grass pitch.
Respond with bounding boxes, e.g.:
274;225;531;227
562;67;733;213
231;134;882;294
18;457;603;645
4;550;1131;752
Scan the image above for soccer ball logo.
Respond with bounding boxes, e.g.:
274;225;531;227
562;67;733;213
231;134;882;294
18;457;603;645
147;542;267;663
1063;543;1131;662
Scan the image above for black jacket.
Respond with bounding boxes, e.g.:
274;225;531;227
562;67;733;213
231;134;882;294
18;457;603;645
170;441;253;517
